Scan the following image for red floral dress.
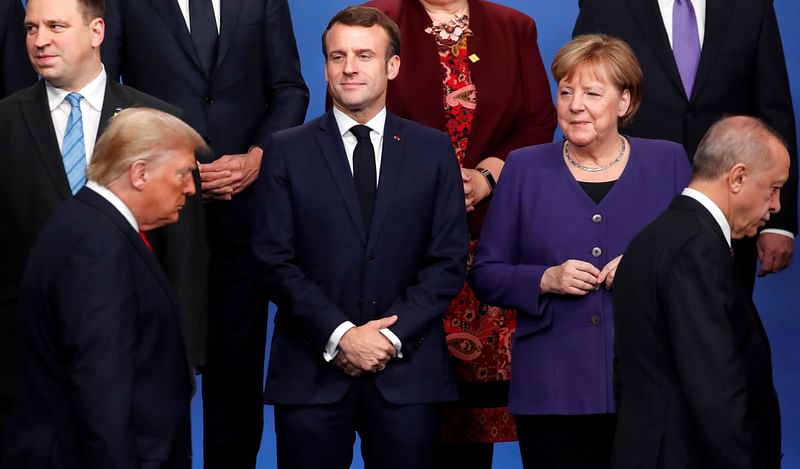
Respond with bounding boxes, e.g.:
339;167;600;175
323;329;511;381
427;15;517;443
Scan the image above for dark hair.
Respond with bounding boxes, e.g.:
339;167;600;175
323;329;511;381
692;115;788;180
552;34;643;126
76;0;104;23
321;6;401;61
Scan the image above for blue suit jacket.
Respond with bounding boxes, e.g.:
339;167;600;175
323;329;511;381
254;111;468;405
3;189;192;469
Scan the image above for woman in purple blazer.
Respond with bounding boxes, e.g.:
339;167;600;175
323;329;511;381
470;35;691;469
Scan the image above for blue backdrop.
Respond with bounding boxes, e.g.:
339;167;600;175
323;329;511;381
190;1;800;467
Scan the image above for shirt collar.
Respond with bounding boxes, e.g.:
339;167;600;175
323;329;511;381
85;180;139;231
46;65;107;113
682;187;732;247
332;106;387;138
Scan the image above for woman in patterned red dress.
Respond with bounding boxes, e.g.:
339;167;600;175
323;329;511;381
365;1;556;467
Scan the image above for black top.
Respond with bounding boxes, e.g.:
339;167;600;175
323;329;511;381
579;180;617;204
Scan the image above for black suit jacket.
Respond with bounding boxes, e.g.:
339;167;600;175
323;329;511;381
3;188;192;469
101;0;309;251
574;0;797;235
0;79;207;396
612;195;781;469
254;111;468;405
0;0;36;98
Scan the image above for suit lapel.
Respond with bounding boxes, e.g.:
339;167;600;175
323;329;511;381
316;112;368;245
21;82;72;199
675;195;729;248
98;81;134;136
691;0;733;100
215;0;243;75
147;0;206;77
366;113;405;253
628;0;686;98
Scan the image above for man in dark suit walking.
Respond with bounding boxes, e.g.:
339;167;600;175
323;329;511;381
0;0;36;98
3;107;205;469
100;2;309;464
573;0;797;294
0;0;207;452
252;7;467;468
612;116;787;469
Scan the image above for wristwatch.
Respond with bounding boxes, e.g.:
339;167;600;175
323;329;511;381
477;167;497;192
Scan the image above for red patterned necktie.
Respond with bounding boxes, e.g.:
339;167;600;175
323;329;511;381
139;230;153;252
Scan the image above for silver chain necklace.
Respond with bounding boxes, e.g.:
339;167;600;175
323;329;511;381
564;136;626;173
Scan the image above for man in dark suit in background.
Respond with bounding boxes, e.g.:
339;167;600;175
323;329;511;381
3;108;205;469
100;2;309;464
253;7;467;468
0;0;207;452
573;0;798;294
612;116;786;469
1;0;36;97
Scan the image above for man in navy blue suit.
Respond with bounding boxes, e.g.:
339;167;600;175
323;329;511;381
100;2;309;464
3;108;206;468
0;0;36;97
252;6;468;469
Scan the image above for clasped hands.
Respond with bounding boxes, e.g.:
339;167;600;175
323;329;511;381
198;146;263;200
540;255;622;295
334;315;398;378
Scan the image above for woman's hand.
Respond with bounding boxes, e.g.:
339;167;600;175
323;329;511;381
597;255;622;290
540;259;601;295
461;167;492;212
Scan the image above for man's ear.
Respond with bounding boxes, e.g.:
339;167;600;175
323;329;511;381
728;163;747;194
386;55;400;81
129;160;148;190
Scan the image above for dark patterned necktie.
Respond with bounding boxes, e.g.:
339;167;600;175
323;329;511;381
189;0;218;75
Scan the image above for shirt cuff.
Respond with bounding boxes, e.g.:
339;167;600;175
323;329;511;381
323;321;356;362
379;328;403;359
760;229;794;240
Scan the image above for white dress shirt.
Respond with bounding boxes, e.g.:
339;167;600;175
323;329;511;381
86;181;139;231
176;0;221;33
46;67;106;164
323;106;402;362
657;0;707;48
682;187;731;248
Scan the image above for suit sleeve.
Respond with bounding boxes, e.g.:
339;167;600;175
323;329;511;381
754;1;797;233
252;136;351;352
101;0;124;81
469;153;548;315
572;0;602;36
490;17;556;159
661;235;757;469
252;0;309;149
384;132;468;355
56;235;139;469
0;0;37;98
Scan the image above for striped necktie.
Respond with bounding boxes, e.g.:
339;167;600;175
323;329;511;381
62;92;86;194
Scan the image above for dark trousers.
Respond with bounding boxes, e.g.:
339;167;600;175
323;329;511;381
516;414;616;469
274;377;440;469
438;442;494;469
201;203;269;469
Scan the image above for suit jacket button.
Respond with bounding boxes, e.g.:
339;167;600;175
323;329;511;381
371;300;377;306
205;96;214;104
368;257;375;264
591;247;602;257
592;214;602;223
590;315;601;326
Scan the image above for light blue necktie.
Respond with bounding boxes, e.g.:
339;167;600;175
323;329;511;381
62;93;86;194
673;0;701;98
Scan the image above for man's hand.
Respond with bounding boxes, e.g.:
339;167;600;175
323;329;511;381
757;232;794;276
337;315;398;373
198;146;263;200
334;353;364;378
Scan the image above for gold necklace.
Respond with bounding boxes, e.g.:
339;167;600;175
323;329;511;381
564;136;626;173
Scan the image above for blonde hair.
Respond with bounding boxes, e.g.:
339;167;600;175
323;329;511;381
88;108;208;186
551;34;643;126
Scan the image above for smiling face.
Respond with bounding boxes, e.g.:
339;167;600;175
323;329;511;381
138;148;197;230
324;23;400;122
729;140;790;239
557;62;630;151
24;0;103;91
